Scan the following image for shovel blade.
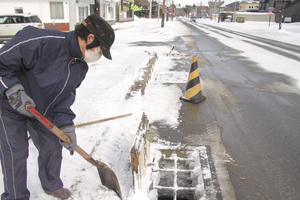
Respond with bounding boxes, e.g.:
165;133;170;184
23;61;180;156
97;164;123;199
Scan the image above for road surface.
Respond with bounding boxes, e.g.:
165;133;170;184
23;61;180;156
157;19;300;199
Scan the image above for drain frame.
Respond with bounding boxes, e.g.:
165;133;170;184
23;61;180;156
151;145;222;200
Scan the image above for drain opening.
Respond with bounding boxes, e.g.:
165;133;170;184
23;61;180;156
177;189;194;199
155;150;199;200
158;171;174;187
150;146;222;199
157;188;194;200
158;188;174;199
177;171;193;187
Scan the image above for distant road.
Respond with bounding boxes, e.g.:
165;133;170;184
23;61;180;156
191;22;300;62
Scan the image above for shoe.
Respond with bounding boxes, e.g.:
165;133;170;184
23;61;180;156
45;188;72;199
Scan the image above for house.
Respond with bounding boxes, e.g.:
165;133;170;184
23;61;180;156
273;0;300;22
282;0;300;22
239;1;260;11
223;0;275;22
225;1;240;12
0;0;116;31
258;0;299;22
100;0;117;24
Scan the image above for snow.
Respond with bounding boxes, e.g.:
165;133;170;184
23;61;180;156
0;17;300;199
193;19;300;89
203;19;300;45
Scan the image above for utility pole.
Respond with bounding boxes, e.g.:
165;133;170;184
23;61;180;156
233;0;237;22
121;0;124;12
158;0;160;21
214;0;217;21
199;1;202;18
149;0;152;19
218;0;221;23
95;0;100;16
172;0;174;21
161;0;165;27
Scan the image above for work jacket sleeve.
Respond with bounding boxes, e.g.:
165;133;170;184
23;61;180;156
0;42;39;96
50;91;76;128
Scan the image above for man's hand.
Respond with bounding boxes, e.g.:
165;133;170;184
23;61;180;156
5;83;36;116
59;126;77;155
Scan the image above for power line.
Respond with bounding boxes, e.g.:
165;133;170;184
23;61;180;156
173;0;209;6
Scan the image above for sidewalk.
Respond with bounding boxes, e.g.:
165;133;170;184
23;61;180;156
0;18;194;199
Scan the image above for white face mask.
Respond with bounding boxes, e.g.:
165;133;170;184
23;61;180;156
83;47;102;63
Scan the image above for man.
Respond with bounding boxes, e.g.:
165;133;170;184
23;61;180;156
0;14;114;200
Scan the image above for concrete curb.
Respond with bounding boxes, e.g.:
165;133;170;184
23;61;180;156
125;52;158;99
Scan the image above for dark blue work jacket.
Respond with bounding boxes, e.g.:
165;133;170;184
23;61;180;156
0;26;88;128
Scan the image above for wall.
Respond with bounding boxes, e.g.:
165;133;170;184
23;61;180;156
239;2;259;11
236;12;275;22
0;0;97;31
283;0;300;22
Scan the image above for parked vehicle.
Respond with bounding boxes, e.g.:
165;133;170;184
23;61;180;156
190;16;196;22
0;13;44;43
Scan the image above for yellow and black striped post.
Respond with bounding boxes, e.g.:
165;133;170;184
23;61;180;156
180;56;206;104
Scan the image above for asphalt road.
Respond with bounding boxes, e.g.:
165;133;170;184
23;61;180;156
157;19;300;199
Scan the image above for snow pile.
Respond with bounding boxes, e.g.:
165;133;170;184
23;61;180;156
202;19;300;45
0;18;189;199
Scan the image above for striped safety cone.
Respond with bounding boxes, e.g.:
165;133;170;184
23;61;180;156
180;56;206;104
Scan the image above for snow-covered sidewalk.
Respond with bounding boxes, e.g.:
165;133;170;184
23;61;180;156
0;18;189;200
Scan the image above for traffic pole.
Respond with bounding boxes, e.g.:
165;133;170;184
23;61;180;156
161;0;165;27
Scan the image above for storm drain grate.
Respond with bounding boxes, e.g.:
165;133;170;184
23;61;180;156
151;145;222;200
155;151;195;200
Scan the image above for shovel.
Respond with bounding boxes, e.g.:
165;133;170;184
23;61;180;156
26;104;123;199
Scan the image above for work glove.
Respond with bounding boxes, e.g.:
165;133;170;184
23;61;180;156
59;125;77;155
5;83;36;116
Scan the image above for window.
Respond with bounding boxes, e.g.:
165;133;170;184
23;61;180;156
0;16;10;24
78;6;88;22
11;16;25;23
85;6;88;18
79;7;84;22
26;16;42;23
15;7;23;14
101;3;105;18
108;6;114;19
50;2;64;19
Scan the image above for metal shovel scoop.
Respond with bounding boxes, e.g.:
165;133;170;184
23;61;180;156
26;104;123;199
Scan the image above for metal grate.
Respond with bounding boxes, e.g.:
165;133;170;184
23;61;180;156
152;146;222;200
154;149;198;200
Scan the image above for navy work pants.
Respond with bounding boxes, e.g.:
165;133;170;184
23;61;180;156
0;108;63;200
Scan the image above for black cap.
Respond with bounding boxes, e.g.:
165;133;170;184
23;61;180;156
82;14;115;60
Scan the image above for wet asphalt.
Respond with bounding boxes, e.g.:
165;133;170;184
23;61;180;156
155;19;300;200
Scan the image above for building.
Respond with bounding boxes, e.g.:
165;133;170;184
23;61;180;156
174;8;186;17
0;0;116;31
239;1;260;12
225;1;240;11
281;0;300;22
118;0;134;22
101;0;117;24
268;0;300;22
198;6;210;18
